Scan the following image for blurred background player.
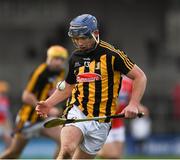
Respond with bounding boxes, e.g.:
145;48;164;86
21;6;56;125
0;45;68;159
0;81;12;148
130;105;151;154
98;76;149;159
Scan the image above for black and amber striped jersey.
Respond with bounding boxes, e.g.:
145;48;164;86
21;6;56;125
16;63;65;130
65;40;135;122
25;63;65;100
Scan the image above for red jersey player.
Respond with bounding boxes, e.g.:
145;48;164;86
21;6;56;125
99;76;149;158
98;76;131;158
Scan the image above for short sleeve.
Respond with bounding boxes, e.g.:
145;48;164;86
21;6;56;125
25;64;46;93
114;51;135;75
65;57;76;84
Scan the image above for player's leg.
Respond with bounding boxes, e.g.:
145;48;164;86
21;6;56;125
98;141;124;159
73;120;111;159
98;126;125;159
0;125;11;148
0;133;28;159
0;105;32;159
41;126;62;158
57;125;83;159
2;117;13;147
2;134;11;148
72;146;95;159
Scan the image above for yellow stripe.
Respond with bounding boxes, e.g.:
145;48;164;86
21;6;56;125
100;43;133;70
63;104;73;117
30;111;38;123
126;58;134;68
19;105;32;122
119;51;134;66
119;51;133;66
99;55;108;118
100;41;134;70
100;40;114;49
100;43;120;57
39;84;51;101
119;51;134;67
112;69;121;115
86;60;96;117
102;41;127;63
125;58;133;69
100;41;128;63
26;63;47;92
70;88;77;105
77;66;85;111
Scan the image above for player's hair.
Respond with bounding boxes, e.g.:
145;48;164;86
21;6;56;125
46;45;68;64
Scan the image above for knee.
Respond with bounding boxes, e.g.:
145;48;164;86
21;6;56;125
60;144;76;159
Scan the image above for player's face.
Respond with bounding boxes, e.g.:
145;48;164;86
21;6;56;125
49;57;65;71
72;37;96;51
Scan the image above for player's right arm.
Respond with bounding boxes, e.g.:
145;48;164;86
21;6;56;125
36;82;74;117
22;90;38;107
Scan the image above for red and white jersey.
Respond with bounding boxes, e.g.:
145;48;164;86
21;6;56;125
112;76;132;128
0;94;10;123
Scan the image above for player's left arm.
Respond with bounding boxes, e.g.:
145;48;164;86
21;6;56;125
113;50;147;118
126;64;147;111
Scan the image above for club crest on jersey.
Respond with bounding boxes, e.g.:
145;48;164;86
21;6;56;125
84;61;90;67
77;73;101;82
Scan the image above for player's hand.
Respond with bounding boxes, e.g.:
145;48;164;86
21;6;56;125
120;104;139;118
138;104;149;116
35;101;51;118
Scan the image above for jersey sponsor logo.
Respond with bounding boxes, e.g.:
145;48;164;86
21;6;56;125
77;72;101;82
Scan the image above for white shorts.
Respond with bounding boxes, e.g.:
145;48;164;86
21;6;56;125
105;126;125;144
66;105;111;155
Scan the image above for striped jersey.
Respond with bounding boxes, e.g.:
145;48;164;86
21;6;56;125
17;63;64;129
65;40;135;122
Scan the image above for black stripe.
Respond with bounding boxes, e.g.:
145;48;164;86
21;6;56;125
93;59;101;117
27;107;34;121
32;67;48;94
74;69;80;106
117;75;122;96
36;83;50;101
63;104;73;118
66;97;71;107
74;86;80;106
105;55;114;122
82;66;89;116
